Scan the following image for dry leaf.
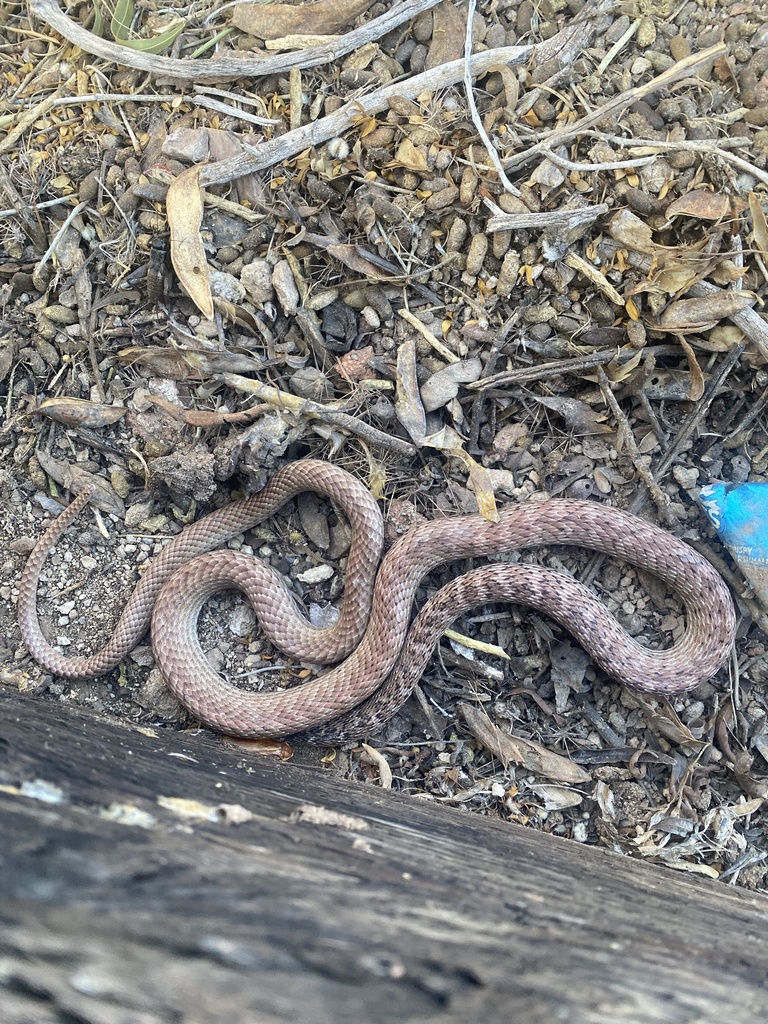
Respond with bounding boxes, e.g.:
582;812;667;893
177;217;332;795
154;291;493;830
360;743;393;788
167;166;214;320
656;291;755;333
36;397;127;428
231;0;373;42
117;346;262;379
219;736;293;759
609;209;655;254
420;357;482;412
394;340;496;519
0;336;15;383
486;63;520;113
145;394;265;427
460;703;592;784
264;33;341;51
678;336;705;401
325;243;394;280
534;396;613;436
666;189;744;222
213;297;260;331
426;0;467;70
749;192;768;257
629;693;707;748
389;138;429;172
291;803;369;830
422;425;499;522
629;258;699;298
395;337;427;443
34;448;124;516
527;784;584;810
530;158;566;190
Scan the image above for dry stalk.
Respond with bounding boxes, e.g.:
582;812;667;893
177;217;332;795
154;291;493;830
463;0;521;198
0;95;58;157
31;0;444;82
597;367;670;523
466;348;641;391
483;201;609;235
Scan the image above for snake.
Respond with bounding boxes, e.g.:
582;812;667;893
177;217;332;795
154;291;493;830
17;459;737;743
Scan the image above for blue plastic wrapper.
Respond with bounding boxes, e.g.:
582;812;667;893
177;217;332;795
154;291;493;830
700;482;768;608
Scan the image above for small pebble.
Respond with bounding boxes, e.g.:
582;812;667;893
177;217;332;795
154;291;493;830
308;603;340;629
229;605;255;638
297;564;334;585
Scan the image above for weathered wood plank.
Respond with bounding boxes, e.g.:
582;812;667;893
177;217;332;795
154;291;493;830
1;687;766;1024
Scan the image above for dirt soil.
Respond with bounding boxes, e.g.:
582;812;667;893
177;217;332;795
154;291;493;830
1;0;768;889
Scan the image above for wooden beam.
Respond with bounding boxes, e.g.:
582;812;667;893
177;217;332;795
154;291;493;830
1;688;766;1022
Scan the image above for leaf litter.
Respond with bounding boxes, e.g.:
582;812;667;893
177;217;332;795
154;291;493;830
0;0;767;888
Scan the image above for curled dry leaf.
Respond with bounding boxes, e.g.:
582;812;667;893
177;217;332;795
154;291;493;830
36;397;127;428
460;703;592;785
361;743;393;788
166;166;214;320
655;291;755;333
395;337;427;443
118;346;262;379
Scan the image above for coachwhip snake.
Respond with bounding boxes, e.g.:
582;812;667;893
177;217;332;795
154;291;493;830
18;460;736;742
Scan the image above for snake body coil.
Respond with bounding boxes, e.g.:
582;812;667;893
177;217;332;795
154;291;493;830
18;460;736;741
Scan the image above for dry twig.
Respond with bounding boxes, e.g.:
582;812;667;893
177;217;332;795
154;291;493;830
30;0;444;81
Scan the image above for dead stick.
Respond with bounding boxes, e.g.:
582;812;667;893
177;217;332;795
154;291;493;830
30;0;444;82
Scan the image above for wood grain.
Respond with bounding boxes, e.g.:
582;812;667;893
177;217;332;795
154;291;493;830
1;687;766;1023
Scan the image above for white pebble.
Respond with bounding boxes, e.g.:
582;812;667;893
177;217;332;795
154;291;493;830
229;605;255;637
297;564;334;585
308;603;340;629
